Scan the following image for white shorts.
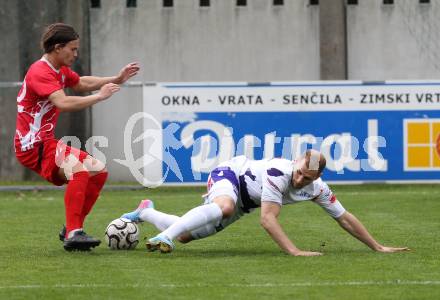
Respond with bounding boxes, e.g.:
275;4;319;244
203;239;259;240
190;166;247;240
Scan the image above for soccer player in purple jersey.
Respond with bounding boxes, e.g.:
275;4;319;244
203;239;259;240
122;150;409;256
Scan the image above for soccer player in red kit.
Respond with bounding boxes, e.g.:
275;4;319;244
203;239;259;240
15;23;140;251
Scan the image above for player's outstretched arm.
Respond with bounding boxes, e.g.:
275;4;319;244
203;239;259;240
72;62;140;93
49;83;120;112
260;201;322;257
335;211;409;253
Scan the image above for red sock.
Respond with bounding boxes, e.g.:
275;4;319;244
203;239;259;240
64;171;89;236
80;172;108;227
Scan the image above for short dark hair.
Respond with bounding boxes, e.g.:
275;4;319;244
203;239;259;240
304;149;326;174
40;23;79;53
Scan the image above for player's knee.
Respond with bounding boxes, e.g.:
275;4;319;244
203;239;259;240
95;160;106;173
93;166;108;176
71;161;87;173
213;197;235;218
85;156;107;176
220;201;235;218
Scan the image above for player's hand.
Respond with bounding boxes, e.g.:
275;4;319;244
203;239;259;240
375;246;410;253
292;250;323;257
98;83;120;101
114;62;140;84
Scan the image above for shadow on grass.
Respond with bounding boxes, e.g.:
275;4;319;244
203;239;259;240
177;247;278;258
23;242;385;260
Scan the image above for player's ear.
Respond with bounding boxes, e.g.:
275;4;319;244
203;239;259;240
54;43;65;52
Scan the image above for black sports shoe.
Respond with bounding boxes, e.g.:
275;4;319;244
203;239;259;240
63;231;101;252
59;225;66;242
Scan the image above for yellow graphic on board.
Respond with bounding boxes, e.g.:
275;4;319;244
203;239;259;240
405;119;440;169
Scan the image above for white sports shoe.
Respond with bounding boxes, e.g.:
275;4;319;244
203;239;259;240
146;234;175;253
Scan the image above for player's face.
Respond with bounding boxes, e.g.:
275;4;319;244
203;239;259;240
291;158;319;189
56;39;79;67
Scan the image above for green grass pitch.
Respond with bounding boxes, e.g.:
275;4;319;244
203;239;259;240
0;184;439;299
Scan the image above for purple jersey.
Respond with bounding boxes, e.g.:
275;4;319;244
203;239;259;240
214;156;345;218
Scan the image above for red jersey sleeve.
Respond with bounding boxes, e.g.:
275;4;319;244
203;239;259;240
30;69;63;99
63;67;80;88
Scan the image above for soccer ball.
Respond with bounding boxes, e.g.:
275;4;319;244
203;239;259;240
104;218;139;250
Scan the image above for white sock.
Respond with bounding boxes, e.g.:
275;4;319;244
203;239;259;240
189;220;218;240
67;228;83;239
139;209;180;231
159;203;223;240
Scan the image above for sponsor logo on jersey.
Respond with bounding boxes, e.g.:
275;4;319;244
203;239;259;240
295;191;313;198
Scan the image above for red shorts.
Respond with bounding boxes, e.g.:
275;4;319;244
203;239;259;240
15;139;89;186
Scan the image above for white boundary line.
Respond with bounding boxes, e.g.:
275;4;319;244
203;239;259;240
1;280;439;289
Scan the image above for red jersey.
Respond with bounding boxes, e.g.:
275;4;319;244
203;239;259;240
15;57;79;152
